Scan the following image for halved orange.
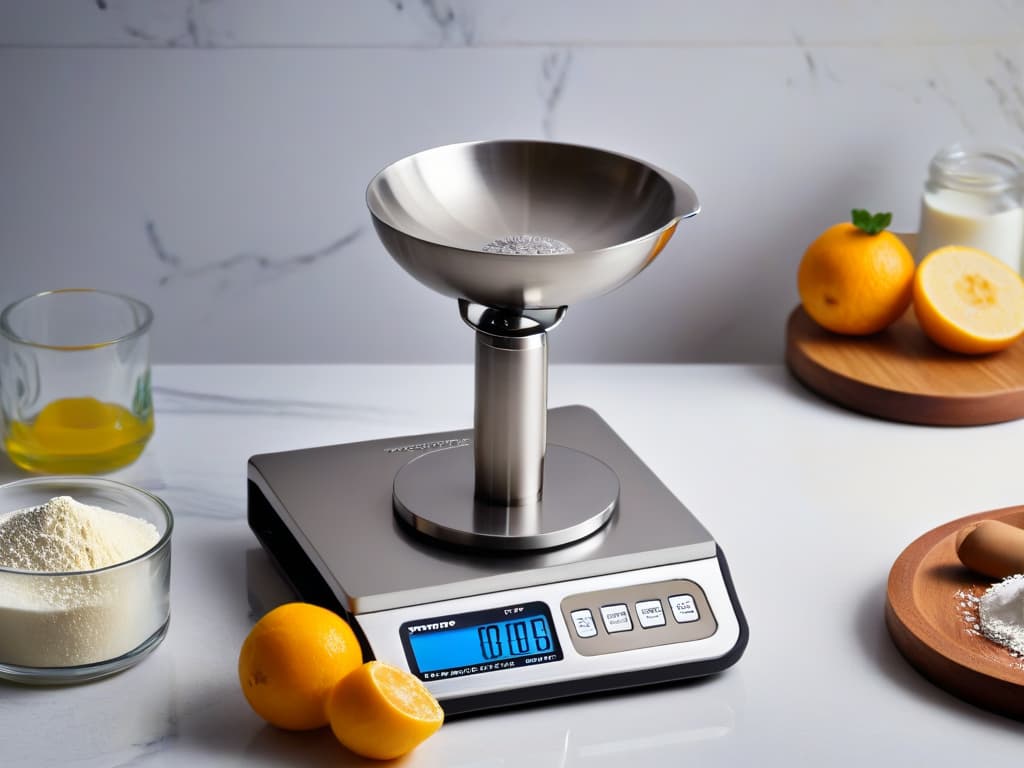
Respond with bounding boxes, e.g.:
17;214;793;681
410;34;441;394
326;661;444;760
913;245;1024;355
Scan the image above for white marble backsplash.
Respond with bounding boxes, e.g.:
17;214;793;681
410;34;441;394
1;1;1023;363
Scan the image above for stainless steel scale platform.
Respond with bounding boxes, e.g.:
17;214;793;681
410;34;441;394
247;140;748;715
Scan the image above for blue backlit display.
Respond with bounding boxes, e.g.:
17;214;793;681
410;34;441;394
400;602;563;681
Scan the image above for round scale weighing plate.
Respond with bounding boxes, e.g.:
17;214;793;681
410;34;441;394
393;444;619;550
885;505;1024;720
786;305;1024;426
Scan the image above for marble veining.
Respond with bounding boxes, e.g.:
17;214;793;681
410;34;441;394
420;0;475;46
4;364;1024;765
109;0;228;49
145;220;182;269
792;33;840;84
986;50;1024;134
6;2;1024;48
153;385;402;421
123;710;181;765
794;32;817;78
540;48;572;138
153;483;241;520
926;75;976;135
387;0;475;46
3;4;1024;367
145;221;364;289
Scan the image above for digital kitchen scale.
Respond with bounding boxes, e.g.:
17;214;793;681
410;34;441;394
248;140;747;715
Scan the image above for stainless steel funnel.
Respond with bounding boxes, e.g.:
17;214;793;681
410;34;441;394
367;140;699;549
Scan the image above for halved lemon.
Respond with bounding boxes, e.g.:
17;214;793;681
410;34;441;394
913;245;1024;355
326;661;444;760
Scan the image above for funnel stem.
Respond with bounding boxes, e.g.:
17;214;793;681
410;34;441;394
473;330;547;507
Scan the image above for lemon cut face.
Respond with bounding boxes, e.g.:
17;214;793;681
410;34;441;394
913;246;1024;355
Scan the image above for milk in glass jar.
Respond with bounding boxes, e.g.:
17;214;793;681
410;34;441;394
917;143;1024;273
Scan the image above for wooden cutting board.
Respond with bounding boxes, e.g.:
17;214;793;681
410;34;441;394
785;305;1024;425
886;506;1024;720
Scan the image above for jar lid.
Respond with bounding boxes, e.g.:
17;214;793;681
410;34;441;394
929;142;1024;194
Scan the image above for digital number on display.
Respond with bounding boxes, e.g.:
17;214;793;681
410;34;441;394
400;602;563;681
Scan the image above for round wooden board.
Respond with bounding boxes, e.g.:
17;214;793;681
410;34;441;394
785;305;1024;425
885;506;1024;720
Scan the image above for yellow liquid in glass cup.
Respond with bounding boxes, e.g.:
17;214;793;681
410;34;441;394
1;290;154;475
5;397;154;474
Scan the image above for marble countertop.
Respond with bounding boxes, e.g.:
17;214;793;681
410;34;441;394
4;364;1024;766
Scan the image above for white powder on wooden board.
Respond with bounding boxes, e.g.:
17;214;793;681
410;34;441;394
979;574;1024;657
0;496;163;668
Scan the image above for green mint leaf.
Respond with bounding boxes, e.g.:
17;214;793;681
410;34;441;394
851;209;892;235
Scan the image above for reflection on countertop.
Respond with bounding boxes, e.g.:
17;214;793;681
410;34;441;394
245;545;739;766
5;364;1024;766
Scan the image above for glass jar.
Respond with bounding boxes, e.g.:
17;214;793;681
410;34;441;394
917;142;1024;273
0;289;154;474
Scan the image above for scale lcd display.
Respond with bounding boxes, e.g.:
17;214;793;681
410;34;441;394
400;601;563;681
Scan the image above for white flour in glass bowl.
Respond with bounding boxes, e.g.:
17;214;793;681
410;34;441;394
0;495;162;668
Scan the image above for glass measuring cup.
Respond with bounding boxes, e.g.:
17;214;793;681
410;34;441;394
0;289;154;474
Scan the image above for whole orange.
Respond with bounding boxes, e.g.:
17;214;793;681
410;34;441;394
238;602;363;731
797;216;914;335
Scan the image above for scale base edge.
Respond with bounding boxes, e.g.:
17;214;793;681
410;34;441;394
248;480;747;718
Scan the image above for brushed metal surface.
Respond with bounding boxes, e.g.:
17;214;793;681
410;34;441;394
355;557;740;702
459;300;567;337
392;444;619;550
473;330;548;507
247;405;716;613
365;140;699;525
365;139;699;310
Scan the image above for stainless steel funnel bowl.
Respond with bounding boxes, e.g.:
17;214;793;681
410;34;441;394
367;140;699;550
367;140;699;310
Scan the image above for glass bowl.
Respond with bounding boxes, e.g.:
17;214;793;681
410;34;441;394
0;476;172;684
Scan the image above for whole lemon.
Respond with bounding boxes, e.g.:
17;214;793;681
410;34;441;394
798;210;914;335
238;602;363;731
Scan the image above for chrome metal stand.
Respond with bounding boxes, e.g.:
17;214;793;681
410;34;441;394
367;139;700;551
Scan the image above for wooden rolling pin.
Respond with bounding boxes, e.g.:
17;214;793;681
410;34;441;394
956;519;1024;579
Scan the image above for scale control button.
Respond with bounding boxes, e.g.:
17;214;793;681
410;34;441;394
634;599;666;628
570;609;598;638
599;604;633;633
668;594;700;624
